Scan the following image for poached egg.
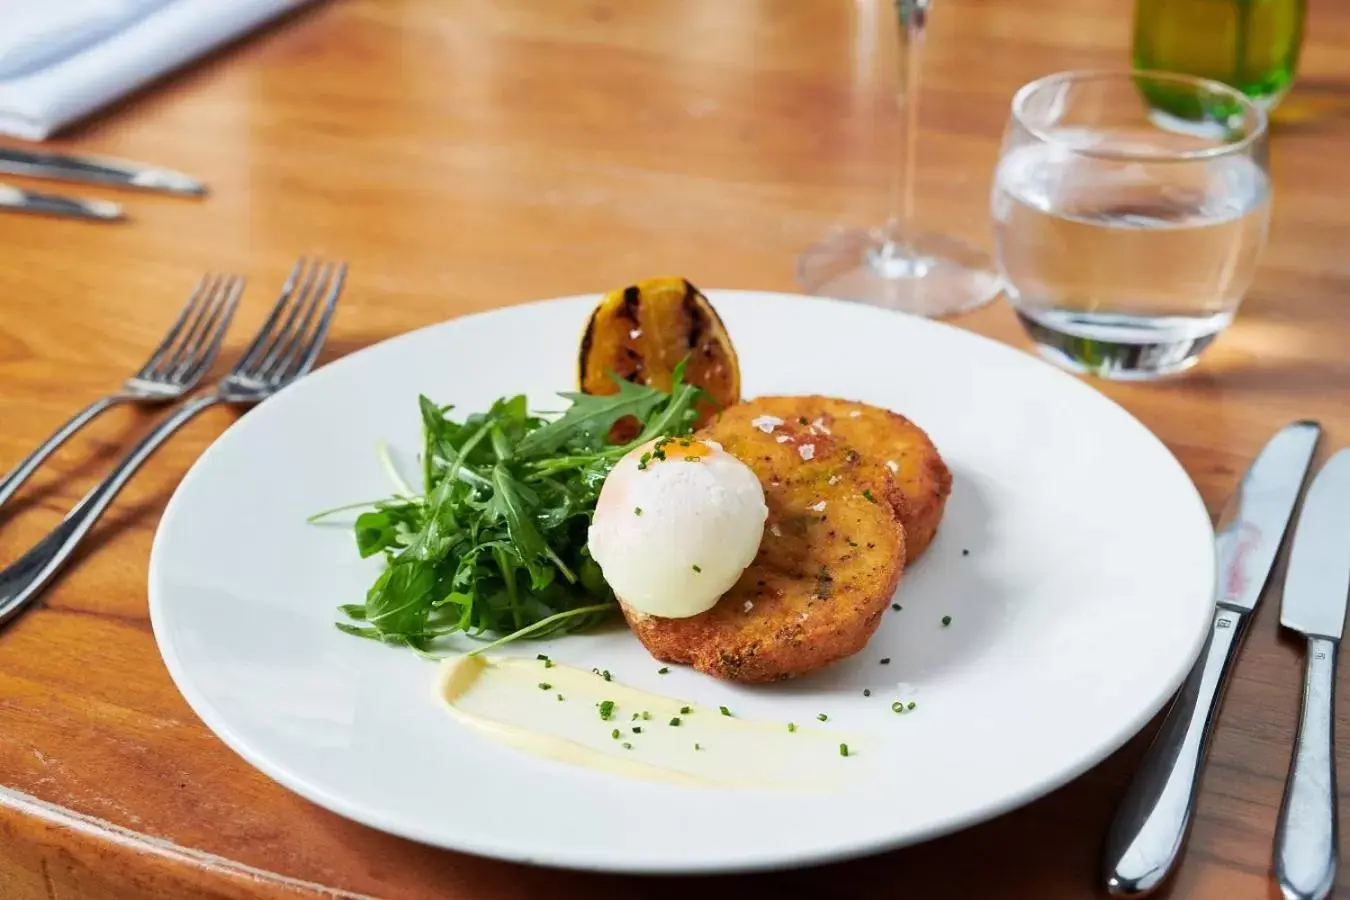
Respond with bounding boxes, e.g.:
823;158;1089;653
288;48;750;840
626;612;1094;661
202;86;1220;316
588;437;767;618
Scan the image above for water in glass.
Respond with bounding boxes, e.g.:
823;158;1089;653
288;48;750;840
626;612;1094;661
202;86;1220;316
992;71;1270;379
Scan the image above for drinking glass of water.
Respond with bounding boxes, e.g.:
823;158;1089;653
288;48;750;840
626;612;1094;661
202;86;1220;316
992;70;1270;380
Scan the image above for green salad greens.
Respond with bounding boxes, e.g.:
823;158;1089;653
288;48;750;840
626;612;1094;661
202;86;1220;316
311;363;705;655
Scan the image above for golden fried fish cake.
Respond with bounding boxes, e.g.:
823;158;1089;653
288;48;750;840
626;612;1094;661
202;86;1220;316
619;407;906;682
742;396;950;560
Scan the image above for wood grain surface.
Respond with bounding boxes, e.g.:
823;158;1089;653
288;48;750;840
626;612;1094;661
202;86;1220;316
2;0;1349;897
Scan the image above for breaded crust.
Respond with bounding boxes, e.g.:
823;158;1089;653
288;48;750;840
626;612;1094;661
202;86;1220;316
741;396;951;560
620;405;906;682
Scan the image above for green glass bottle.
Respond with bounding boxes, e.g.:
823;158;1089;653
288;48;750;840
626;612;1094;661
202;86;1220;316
1133;0;1305;110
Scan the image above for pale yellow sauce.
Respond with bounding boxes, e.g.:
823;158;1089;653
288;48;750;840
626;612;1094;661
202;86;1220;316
434;655;863;790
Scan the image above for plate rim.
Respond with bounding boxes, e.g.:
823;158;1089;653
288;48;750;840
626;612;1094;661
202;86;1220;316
147;289;1216;874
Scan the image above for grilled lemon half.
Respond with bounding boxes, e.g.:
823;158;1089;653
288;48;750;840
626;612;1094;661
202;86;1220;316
578;276;740;431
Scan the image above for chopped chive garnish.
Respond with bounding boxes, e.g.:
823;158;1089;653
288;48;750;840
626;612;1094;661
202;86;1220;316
863;689;872;697
892;701;904;713
556;694;565;701
962;549;970;556
599;700;615;719
880;657;891;665
669;717;681;727
680;705;691;714
798;416;808;425
908;701;917;710
658;667;670;674
862;489;878;504
602;669;612;681
622;742;632;750
538;682;552;690
942;615;952;626
692;564;702;573
536;654;549;662
817;713;828;722
719;706;732;717
892;603;901;611
633;726;643;734
634;507;643;516
611;728;620;739
839;743;850;757
787;722;797;733
631;713;640;721
694;742;703;750
641;710;652;721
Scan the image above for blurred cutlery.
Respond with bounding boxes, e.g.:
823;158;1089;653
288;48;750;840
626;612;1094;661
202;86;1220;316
0;146;205;196
0;182;122;221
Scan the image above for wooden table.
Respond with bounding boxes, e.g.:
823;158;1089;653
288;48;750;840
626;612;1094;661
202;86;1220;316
1;0;1348;896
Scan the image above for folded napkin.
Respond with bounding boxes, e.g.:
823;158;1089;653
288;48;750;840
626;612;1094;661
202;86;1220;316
0;0;314;140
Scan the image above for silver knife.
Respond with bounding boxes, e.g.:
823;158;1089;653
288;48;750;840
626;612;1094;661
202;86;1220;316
1102;420;1323;896
0;184;122;222
1274;448;1350;900
0;147;204;197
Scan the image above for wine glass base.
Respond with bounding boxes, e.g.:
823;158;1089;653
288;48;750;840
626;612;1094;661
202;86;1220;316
796;227;1002;318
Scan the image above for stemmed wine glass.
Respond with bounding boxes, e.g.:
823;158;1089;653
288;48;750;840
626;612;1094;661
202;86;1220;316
796;0;1000;317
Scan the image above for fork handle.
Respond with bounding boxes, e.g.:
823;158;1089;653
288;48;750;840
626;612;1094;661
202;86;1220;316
0;393;222;627
0;396;122;517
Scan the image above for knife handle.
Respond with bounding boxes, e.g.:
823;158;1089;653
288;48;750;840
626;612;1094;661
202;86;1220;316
1274;636;1339;900
1102;606;1250;896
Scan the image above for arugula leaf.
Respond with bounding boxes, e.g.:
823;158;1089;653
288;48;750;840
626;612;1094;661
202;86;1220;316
515;378;669;458
365;562;438;634
487;465;556;587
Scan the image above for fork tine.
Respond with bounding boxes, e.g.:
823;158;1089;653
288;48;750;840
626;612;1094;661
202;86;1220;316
260;262;334;380
232;258;307;375
137;275;213;379
253;261;326;378
174;276;245;384
286;262;346;380
158;275;229;380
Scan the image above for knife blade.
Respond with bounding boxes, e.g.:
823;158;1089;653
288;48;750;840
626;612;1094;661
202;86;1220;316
0;146;204;197
1273;448;1350;900
1102;420;1322;896
0;184;122;222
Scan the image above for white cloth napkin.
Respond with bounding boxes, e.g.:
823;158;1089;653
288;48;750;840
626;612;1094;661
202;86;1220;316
0;0;314;140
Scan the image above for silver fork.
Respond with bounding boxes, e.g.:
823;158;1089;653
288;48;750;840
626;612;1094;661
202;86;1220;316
0;258;346;627
0;274;245;516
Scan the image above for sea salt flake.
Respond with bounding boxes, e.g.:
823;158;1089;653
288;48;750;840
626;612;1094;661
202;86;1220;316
828;475;842;485
775;435;791;444
751;415;784;433
629;329;642;339
886;460;899;473
811;417;831;435
809;500;827;512
770;523;783;537
798;443;815;461
743;601;754;613
849;410;862;418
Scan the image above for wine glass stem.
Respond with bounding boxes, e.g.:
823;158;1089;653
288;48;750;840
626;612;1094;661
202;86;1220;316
882;0;927;261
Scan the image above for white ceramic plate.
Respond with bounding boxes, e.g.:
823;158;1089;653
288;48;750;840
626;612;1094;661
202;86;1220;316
149;291;1215;874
